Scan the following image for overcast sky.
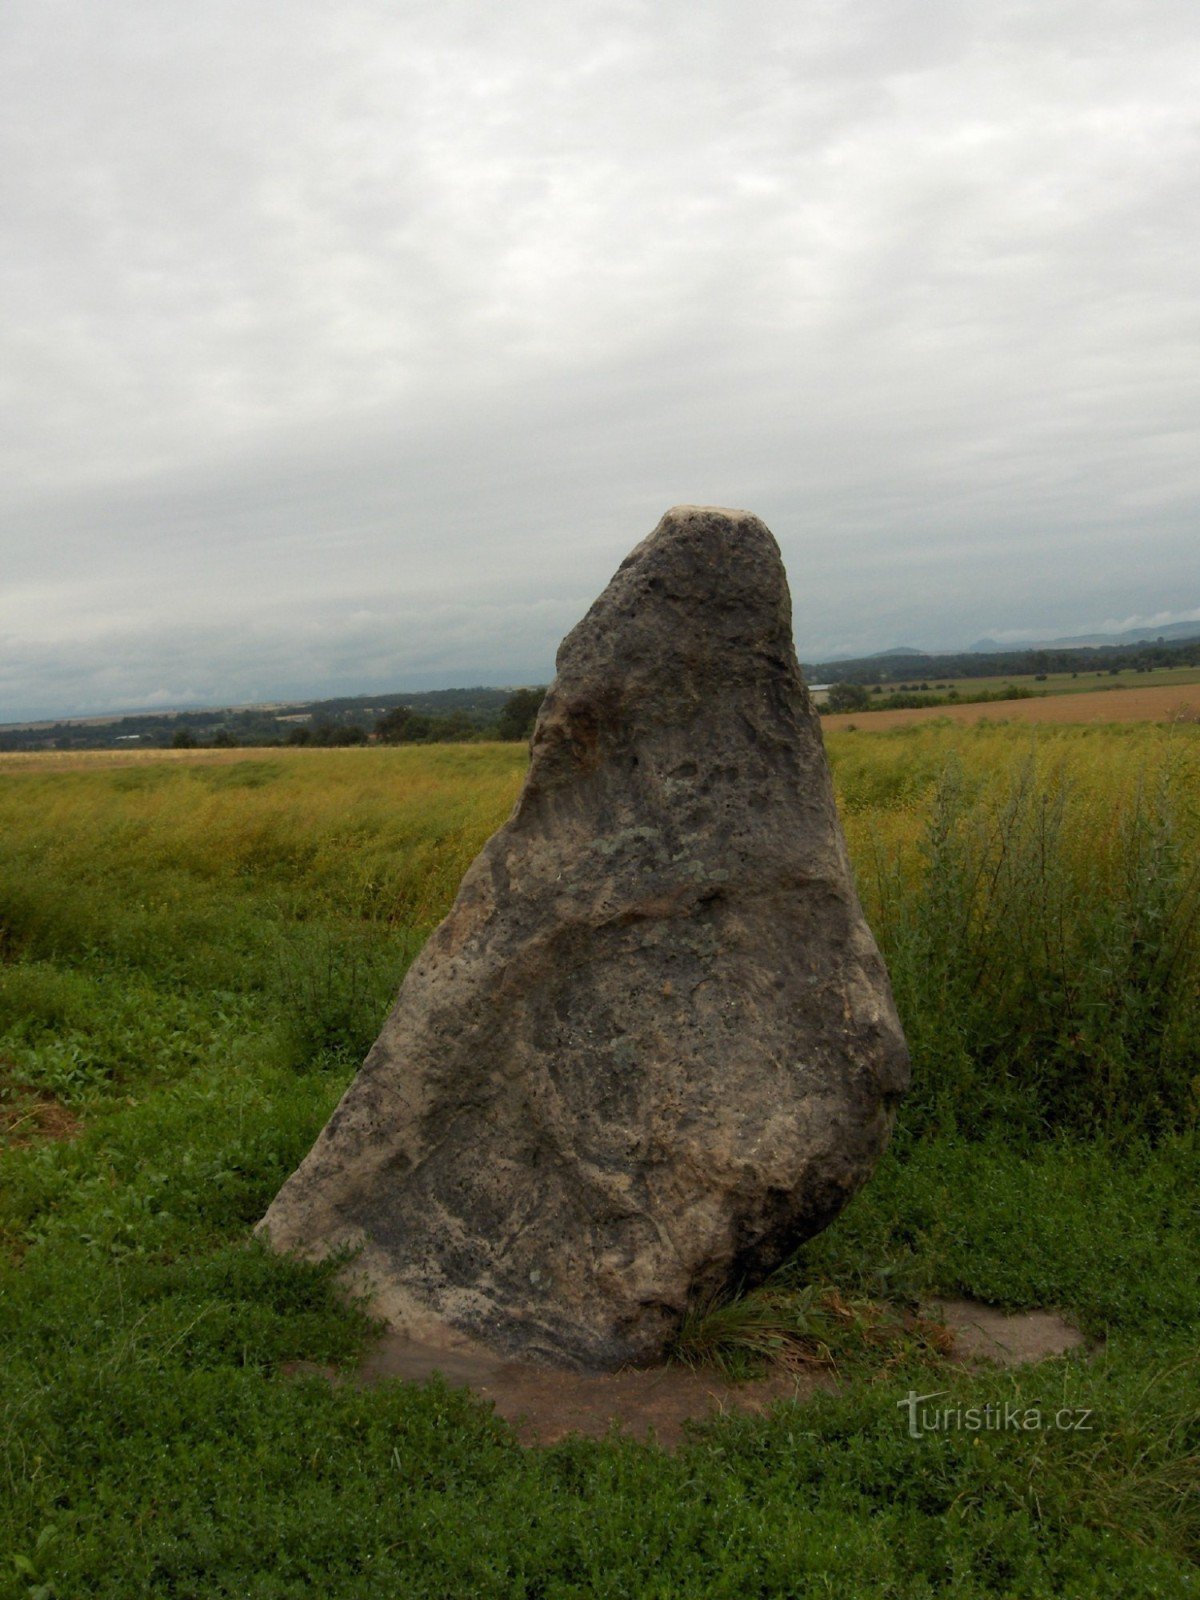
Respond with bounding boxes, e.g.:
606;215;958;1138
3;0;1198;720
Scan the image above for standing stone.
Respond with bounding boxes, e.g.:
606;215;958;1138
257;506;909;1370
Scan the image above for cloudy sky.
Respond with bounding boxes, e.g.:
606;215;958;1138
3;0;1198;720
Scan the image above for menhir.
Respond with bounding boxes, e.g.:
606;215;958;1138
257;505;910;1370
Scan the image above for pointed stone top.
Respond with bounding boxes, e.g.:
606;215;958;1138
661;503;758;521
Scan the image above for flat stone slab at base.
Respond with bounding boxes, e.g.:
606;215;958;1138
927;1298;1091;1367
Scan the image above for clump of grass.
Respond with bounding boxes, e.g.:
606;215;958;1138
817;1287;958;1370
672;1281;833;1377
1066;1357;1200;1562
672;1280;956;1380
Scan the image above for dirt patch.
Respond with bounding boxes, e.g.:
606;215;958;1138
282;1297;1090;1449
823;682;1200;733
285;1329;833;1448
366;1333;835;1447
0;1083;81;1149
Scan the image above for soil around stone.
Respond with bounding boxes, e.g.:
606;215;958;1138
363;1332;834;1448
280;1298;1092;1450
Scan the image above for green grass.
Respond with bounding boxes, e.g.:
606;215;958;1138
1;736;1198;1597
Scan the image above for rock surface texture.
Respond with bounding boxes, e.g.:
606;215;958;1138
258;506;910;1369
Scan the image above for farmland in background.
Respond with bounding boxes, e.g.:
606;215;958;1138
823;678;1200;731
872;663;1200;698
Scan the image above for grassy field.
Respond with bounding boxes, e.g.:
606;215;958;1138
1;733;1198;1597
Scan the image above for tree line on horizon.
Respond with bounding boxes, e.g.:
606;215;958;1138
6;632;1199;753
2;687;548;754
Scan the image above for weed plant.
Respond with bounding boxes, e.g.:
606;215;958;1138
849;739;1200;1142
0;733;1197;1596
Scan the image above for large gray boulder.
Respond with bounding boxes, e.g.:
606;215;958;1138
257;506;909;1370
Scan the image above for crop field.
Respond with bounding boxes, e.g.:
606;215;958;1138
871;663;1200;700
1;730;1198;1596
824;678;1200;732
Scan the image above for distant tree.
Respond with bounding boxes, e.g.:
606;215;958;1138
496;688;545;742
374;706;477;744
210;729;239;748
826;682;871;714
401;713;434;742
285;725;313;746
171;728;197;749
375;706;415;744
436;711;478;743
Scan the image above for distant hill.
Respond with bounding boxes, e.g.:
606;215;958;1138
1039;620;1200;649
971;620;1200;653
803;629;1200;686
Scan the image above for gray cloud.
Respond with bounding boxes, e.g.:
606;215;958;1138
3;0;1199;719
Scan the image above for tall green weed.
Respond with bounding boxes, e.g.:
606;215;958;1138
860;746;1200;1140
